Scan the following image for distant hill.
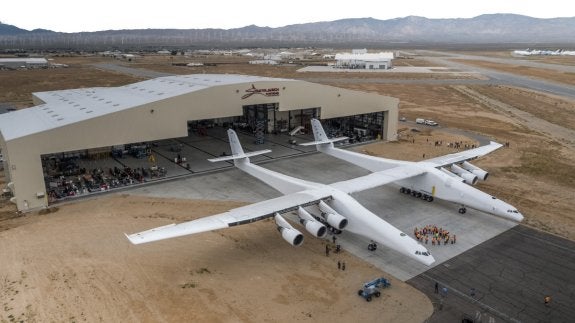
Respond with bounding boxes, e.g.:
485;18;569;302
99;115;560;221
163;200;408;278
0;22;33;35
1;14;575;49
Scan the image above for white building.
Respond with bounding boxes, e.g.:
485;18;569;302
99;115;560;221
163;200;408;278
335;52;394;70
0;58;48;69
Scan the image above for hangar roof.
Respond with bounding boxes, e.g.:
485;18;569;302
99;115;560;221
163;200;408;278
0;74;290;141
335;52;394;61
0;58;48;64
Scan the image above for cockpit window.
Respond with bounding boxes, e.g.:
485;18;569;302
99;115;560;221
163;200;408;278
400;233;406;237
491;196;497;199
415;251;430;256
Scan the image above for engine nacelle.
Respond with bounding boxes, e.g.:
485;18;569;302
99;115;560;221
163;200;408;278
275;213;304;246
318;201;348;230
450;164;478;185
280;227;304;246
297;207;327;238
303;220;327;238
461;161;489;181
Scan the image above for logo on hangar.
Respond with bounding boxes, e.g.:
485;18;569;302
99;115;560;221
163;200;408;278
241;84;280;99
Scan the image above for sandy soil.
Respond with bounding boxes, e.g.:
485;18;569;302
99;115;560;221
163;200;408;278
0;195;432;322
2;50;575;321
0;59;143;108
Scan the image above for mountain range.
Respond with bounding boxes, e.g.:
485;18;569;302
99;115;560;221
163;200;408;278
1;14;574;49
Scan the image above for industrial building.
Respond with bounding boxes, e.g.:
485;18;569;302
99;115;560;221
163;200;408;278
0;74;399;211
335;52;394;70
0;58;48;69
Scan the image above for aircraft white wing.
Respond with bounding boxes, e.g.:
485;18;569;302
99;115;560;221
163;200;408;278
330;165;426;194
126;190;331;245
423;141;503;167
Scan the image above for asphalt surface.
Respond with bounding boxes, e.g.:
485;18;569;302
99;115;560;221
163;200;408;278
91;59;575;322
91;63;173;79
419;51;575;100
408;225;575;323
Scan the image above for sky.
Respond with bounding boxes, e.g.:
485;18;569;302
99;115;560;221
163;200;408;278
2;0;574;33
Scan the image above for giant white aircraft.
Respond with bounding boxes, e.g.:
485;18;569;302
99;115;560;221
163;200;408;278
126;129;435;266
301;119;523;222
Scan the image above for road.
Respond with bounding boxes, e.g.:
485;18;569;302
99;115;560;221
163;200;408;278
418;50;575;100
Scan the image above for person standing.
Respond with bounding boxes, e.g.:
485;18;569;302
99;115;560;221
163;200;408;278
342;262;346;271
337;261;341;270
325;244;330;257
434;282;439;294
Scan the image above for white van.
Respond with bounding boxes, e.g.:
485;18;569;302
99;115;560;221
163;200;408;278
424;119;438;126
416;118;425;124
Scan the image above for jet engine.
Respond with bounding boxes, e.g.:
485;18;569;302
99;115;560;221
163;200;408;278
297;207;327;238
274;213;304;246
450;164;478;185
461;161;489;181
318;201;348;230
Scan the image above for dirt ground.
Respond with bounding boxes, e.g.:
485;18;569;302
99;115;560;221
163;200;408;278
0;195;431;322
0;59;142;108
1;50;575;321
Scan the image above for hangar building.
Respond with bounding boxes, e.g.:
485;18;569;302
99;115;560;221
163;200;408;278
0;58;48;69
335;52;394;70
0;74;399;211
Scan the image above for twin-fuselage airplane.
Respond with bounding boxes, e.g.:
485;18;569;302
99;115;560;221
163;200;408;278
126;120;522;266
126;129;435;265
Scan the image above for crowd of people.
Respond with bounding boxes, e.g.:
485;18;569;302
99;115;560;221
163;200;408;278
414;225;456;246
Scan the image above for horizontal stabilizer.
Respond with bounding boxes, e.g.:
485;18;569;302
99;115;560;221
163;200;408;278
208;149;271;162
299;137;348;147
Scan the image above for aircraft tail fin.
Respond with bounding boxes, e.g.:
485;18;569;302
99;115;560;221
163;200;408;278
208;129;270;164
299;119;348;147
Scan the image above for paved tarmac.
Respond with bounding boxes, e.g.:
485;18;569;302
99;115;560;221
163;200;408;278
90;60;575;322
419;51;575;100
91;63;173;79
130;148;517;281
118;134;575;323
408;225;575;323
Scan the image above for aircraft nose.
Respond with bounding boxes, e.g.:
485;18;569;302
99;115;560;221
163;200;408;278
505;210;524;222
426;255;436;266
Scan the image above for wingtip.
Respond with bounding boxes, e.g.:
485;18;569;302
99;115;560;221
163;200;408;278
124;233;136;244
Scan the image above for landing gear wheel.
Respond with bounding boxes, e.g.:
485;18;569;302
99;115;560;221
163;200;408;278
366;296;372;302
426;196;434;202
400;187;405;193
458;207;467;214
416;192;422;198
375;291;381;298
358;290;364;296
